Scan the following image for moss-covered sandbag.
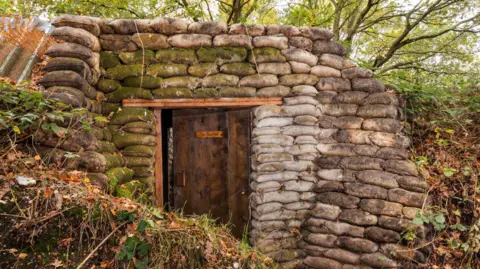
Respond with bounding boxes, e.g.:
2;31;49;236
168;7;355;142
90;127;104;140
132;166;154;177
248;48;286;63
104;153;125;169
112;133;156;148
107;125;122;135
104;64;143;80
197;47;247;64
146;63;188;77
220;62;256;76
103;127;113;141
110;108;154;124
121;145;156;157
123;76;163;89
124;156;155;167
161;76;200;88
155;48;198;64
97;79;121;93
100;51;121;68
134;176;155;186
188;63;219;77
194;88;218;98
115;180;145;199
97;141;117;153
105;87;153;102
219;87;256;97
152;88;193;98
119;50;155;65
105;167;134;190
102;103;120;116
123;121;155;134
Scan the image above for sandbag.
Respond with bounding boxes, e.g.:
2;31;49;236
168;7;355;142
52;15;101;36
124;156;155;167
51;26;101;52
121;145;156;157
105;87;153;102
45;57;94;84
99;34;138;52
39;70;97;99
45;42;98;68
105;167;134;190
112;133;156;148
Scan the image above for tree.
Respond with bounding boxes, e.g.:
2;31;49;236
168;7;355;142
282;0;480;76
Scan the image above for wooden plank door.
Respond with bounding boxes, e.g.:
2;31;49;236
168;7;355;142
172;109;251;237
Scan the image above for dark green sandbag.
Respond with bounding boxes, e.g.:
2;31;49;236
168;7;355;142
110;108;154;125
121;145;156;157
112;133;156;149
106;167;134;191
124;156;155;167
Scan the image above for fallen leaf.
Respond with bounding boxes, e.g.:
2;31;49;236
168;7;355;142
34;155;41;161
43;187;53;198
49;258;63;268
18;253;28;259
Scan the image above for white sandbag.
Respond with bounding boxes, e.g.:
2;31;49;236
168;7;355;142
283;160;316;172
255;171;299;183
252;144;285;154
253;126;281;136
282;125;321;136
284;104;320;117
294;135;318;144
254;135;294;146
283;96;319;106
283;180;314;192
255;117;293;128
254;105;286;119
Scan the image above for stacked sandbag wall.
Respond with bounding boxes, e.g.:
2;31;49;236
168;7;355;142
36;16;143;198
36;15;430;268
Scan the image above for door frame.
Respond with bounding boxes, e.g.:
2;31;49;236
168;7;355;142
123;97;283;208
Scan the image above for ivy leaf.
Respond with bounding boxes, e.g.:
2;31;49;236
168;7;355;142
152;210;164;220
443;168;457;177
117;210;136;222
137;241;150;257
137;220;148;232
434;214;445;224
450;224;467;231
134;257;148;269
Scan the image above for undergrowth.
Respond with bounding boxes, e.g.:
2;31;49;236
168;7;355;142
0;151;276;269
398;77;480;268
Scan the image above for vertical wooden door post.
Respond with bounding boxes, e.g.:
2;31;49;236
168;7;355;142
154;108;164;208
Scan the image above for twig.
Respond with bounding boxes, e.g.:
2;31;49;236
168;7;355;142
75;222;127;269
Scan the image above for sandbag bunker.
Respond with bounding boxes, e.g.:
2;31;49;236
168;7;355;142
37;15;430;269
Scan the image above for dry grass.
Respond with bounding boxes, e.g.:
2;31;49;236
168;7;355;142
0;147;276;269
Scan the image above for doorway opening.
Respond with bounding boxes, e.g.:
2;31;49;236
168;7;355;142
160;108;252;238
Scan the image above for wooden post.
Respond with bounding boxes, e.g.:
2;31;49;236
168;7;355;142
153;108;164;208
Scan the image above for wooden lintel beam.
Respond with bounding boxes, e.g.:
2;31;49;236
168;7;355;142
122;97;283;108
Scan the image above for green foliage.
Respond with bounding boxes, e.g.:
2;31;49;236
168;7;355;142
0;87;93;149
413;210;447;232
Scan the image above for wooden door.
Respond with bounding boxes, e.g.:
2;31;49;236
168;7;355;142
172;109;251;237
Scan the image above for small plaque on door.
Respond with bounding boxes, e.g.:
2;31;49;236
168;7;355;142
195;131;223;138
